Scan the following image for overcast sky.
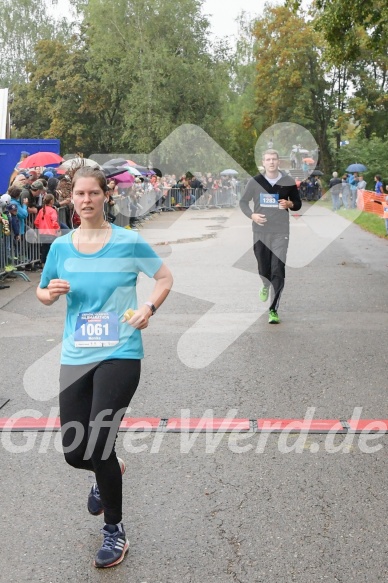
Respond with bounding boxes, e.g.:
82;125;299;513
203;0;268;40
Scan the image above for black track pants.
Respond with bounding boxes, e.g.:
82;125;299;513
253;233;289;312
59;359;141;525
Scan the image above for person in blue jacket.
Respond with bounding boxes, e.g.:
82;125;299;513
36;165;173;569
8;185;31;267
347;172;358;208
8;186;28;234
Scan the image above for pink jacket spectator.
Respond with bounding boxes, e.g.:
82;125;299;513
34;205;60;236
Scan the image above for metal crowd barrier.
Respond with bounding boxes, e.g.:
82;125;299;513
158;186;242;211
109;194;160;228
0;214;41;280
0;207;71;280
111;182;245;223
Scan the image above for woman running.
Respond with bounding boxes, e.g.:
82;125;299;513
36;166;173;568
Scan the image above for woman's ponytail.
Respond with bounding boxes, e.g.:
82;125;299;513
42;193;54;217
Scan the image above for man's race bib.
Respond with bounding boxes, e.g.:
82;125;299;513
74;312;119;347
260;193;279;208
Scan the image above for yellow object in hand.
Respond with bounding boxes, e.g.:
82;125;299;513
123;308;135;321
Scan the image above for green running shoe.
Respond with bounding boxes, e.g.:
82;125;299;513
259;286;269;302
268;309;280;324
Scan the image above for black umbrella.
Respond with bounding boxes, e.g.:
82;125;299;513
311;170;324;176
151;167;163;178
102;166;129;178
102;158;129;168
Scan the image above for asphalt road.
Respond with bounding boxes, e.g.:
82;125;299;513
1;204;387;583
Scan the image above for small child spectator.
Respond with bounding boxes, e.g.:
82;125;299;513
7;203;21;260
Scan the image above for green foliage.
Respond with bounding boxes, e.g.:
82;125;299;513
285;0;388;149
10;34;121;153
0;0;73;87
218;12;258;174
10;0;230;158
286;0;388;60
246;5;338;172
81;0;230;154
314;0;388;62
337;135;388;188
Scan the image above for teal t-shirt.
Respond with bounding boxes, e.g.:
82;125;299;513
39;224;163;365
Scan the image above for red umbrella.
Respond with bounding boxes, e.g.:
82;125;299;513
19;152;64;169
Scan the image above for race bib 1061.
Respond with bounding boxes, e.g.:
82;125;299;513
260;193;279;207
74;312;119;347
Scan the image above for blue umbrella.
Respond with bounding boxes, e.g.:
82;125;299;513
346;163;367;172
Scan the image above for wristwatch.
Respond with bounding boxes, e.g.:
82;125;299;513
144;301;157;315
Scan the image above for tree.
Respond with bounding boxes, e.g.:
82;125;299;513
10;0;230;158
247;5;340;172
82;0;229;155
338;135;388;188
316;0;388;63
285;0;388;151
10;33;125;153
286;0;388;61
0;0;72;87
345;31;388;140
219;12;259;174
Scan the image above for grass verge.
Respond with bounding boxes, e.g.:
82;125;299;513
314;199;387;238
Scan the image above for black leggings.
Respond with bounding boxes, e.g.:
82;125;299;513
59;359;141;525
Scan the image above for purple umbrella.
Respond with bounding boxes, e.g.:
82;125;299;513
114;171;135;185
133;165;155;176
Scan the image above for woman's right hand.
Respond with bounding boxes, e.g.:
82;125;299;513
47;279;70;301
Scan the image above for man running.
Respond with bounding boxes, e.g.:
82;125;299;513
239;149;301;324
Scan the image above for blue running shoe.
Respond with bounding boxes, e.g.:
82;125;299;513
94;523;129;568
88;457;126;516
88;482;103;516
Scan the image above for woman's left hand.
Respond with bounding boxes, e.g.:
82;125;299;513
122;305;152;329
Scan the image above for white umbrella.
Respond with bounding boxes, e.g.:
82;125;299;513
120;165;142;176
220;169;239;176
59;157;101;170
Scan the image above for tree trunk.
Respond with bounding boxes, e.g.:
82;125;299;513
316;133;333;174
